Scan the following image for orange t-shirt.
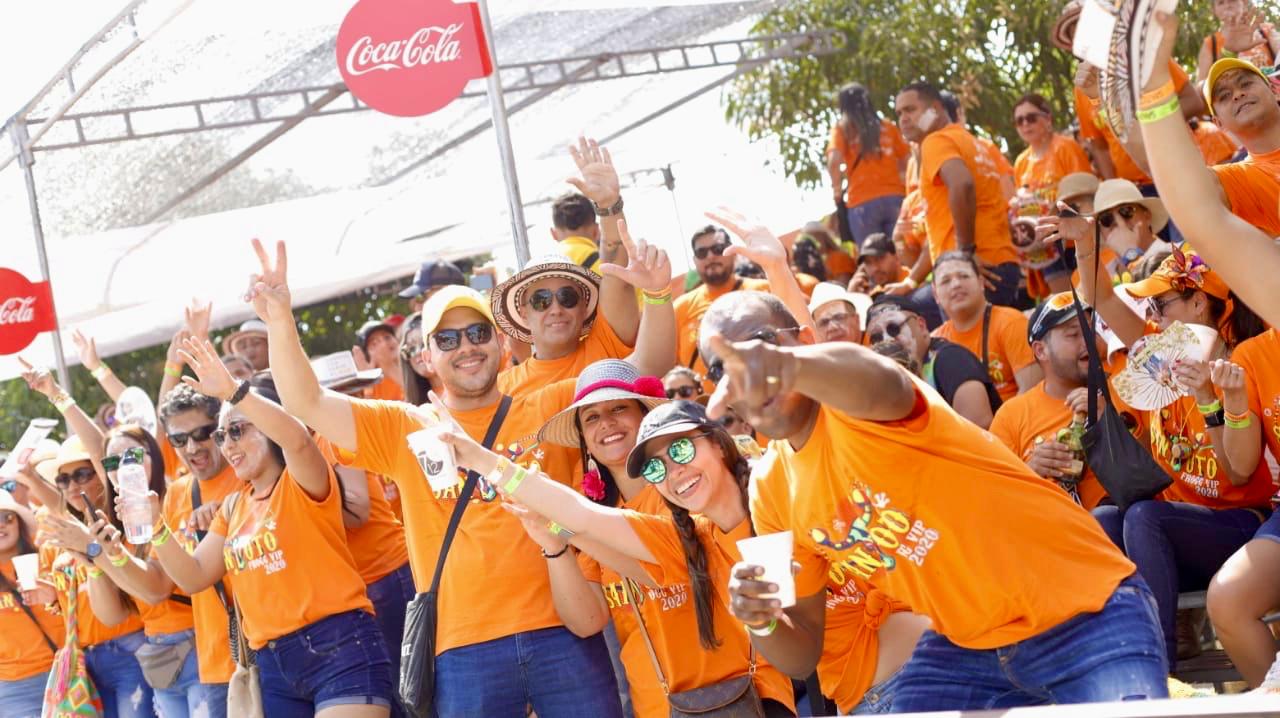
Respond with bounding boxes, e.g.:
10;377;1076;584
1233;329;1280;476
1211;146;1280;238
1146;394;1278;509
1202;27;1277;71
674;278;771;385
825;249;857;279
795;272;820;297
0;562;64;680
1074;61;1189;185
376;474;404;522
159;438;185;482
932;305;1037;402
163;466;240;682
1193;122;1239;166
210;467;372;649
1013;135;1093;203
365;376;405;403
317;437;409;585
894;190;927;260
44;548;144;648
979;136;1014;180
919;124;1018;266
498;316;632;400
134;573;194;637
345;383;578;655
623;511;796;714
829;119;910;207
752;381;1135;649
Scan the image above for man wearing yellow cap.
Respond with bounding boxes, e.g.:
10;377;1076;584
1199;56;1280;237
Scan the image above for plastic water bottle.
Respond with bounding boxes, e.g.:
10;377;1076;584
118;448;153;544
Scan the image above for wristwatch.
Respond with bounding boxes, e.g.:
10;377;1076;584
594;196;624;217
1204;408;1226;429
85;541;103;560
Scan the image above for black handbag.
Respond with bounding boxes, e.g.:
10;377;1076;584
1068;229;1172;511
399;395;512;718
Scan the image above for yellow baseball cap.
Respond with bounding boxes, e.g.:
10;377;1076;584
418;285;494;335
1204;57;1269;116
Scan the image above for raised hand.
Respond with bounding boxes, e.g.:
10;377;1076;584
351;345;374;372
185;299;213;340
1075;62;1101;100
1210;359;1248;405
704;333;798;424
598;218;672;293
247;239;293;323
566;136;621;208
1173;359;1215;405
71;329;102;372
177;336;240;402
1037;203;1096;255
166;328;192;367
705;207;788;271
1222;7;1262;53
17;357;60;399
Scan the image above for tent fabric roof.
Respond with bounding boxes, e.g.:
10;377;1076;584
0;0;830;381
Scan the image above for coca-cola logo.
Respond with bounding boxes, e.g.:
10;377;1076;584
336;0;492;117
0;268;57;355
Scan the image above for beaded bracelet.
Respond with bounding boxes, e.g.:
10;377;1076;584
1137;96;1180;125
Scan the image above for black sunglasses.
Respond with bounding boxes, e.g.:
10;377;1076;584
167;424;218;448
665;385;701;399
213;421;252;447
431;322;494;352
528;287;581;312
1014;112;1046;126
868;320;910;345
693;241;731;260
1097;205;1137;229
705;327;802;383
56;466;98;489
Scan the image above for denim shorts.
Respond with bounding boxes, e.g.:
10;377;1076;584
255;609;393;716
1254;509;1280;545
849;665;906;714
0;671;47;718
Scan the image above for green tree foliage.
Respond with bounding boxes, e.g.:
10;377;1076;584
0;254;490;450
724;0;1269;187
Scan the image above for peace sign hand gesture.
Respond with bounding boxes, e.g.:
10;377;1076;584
566;136;621;208
598;218;671;293
705;207;787;272
177;336;240;402
247;239;293;324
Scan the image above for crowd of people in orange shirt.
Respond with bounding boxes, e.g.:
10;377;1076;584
5;2;1280;717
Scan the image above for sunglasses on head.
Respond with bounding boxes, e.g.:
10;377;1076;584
641;433;711;485
432;322;493;352
56;466;98;490
665;385;701;399
1014;112;1046;126
528;287;581;312
704;327;802;383
693;241;731;260
868;319;910;345
167;424;217;448
212;421;252;447
1097;204;1137;229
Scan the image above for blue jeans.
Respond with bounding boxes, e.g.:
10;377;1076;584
846;195;904;248
84;630;154;718
255;609;393;717
366;562;414;718
887;576;1167;711
1092;500;1264;666
0;671;47;718
435;626;623;717
849;665;906;715
147;629;228;718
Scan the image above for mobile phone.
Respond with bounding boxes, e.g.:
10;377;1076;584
79;492;101;521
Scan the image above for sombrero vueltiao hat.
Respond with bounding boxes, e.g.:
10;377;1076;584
1051;0;1082;52
538;359;668;448
491;254;600;345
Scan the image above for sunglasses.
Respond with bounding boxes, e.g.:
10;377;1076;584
816;311;855;331
1147;294;1185;319
528;287;581;312
0;480;15;493
0;511;17;525
399;339;424;361
868;319;910;345
705;327;802;383
693;241;731;260
167;424;217;448
641;433;711;485
431;322;493;352
56;466;98;490
1014;112;1046;126
1097;205;1137;229
213;421;253;447
665;385;701;399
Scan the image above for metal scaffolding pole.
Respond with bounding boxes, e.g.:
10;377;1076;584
9;123;71;388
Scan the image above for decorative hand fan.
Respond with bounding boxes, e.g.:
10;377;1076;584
1114;321;1200;410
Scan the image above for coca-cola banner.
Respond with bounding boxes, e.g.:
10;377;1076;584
0;268;58;355
336;0;493;118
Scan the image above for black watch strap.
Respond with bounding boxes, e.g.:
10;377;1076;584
228;380;251;405
594;196;624;217
1204;408;1226;428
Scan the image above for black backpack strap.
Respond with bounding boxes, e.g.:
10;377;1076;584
580;251;600;270
687;345;700;370
980;303;993;373
428;395;512;594
190;477;231;615
0;571;58;654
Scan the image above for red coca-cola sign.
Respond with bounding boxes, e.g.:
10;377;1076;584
337;0;493;118
0;268;58;355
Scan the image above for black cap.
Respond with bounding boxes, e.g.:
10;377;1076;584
356;319;395;349
399;260;466;299
867;292;924;323
858;233;896;262
625;400;719;478
1027;291;1081;344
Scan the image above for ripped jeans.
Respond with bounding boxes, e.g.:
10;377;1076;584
84;630;154;718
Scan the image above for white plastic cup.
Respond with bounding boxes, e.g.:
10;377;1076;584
736;531;796;608
12;553;39;591
406;424;459;493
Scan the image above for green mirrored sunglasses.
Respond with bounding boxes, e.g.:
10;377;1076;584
641;434;710;485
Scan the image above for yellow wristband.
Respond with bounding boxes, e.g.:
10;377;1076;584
90;365;111;380
1197;399;1223;415
1225;415;1254;430
903;276;919;290
163;363;182;379
1137;96;1180;124
109;553;130;568
151;525;172;547
52;393;77;413
642;290;672;306
87;567;104;579
502;466;528;495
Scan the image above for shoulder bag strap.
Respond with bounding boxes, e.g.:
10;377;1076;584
427;395;513;594
0;571;58;654
1067;223;1119;427
622;579;670;695
980;303;993;373
581;251;600;270
190;477;232;615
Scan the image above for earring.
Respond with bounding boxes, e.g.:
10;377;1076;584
582;457;605;501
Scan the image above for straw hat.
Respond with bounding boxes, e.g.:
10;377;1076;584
490;255;600;345
538;360;667;448
808;282;873;328
0;489;37;541
35;436;94;483
1092;179;1168;234
1057;172;1099;204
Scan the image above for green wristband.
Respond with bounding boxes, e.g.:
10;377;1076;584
501;466;528;495
1137;96;1180;124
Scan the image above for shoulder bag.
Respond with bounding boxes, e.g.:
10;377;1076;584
42;564;105;717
